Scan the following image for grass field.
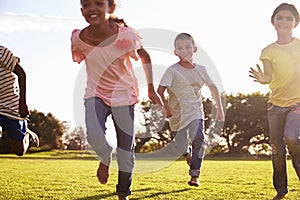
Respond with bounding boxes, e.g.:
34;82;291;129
0;151;299;200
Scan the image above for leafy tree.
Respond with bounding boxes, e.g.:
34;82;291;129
28;109;65;150
63;126;87;150
220;92;269;155
135;99;174;152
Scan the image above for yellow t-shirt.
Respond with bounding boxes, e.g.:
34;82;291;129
260;38;300;107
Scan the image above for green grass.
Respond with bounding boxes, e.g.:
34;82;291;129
0;151;299;200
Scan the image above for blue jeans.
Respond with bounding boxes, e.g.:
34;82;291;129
84;97;135;197
174;119;205;177
268;103;300;195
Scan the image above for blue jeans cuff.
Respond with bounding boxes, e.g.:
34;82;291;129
189;169;200;177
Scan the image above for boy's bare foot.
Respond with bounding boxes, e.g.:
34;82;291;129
188;176;199;187
96;162;109;184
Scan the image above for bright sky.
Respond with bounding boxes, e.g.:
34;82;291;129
1;0;300;126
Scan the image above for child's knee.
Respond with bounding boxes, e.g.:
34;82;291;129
285;132;300;146
271;143;278;155
8;138;26;156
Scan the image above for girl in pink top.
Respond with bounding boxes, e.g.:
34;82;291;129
71;1;161;199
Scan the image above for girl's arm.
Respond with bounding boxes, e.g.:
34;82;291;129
137;47;162;105
249;60;273;84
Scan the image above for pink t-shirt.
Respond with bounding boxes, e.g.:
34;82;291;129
71;26;142;107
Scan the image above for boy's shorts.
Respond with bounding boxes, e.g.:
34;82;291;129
0;115;27;141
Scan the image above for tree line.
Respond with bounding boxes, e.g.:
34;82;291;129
0;92;270;156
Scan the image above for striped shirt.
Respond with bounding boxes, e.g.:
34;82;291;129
0;46;21;120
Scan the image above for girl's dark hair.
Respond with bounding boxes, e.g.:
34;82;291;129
174;33;195;47
271;3;300;23
107;0;128;27
110;15;128;27
80;0;115;6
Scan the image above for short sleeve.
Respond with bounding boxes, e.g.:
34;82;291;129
159;68;173;87
0;46;20;72
71;29;85;64
118;26;142;50
197;65;213;86
128;27;142;49
260;46;272;62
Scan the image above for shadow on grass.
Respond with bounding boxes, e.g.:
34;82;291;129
74;188;150;200
130;188;190;200
74;188;190;200
74;192;115;200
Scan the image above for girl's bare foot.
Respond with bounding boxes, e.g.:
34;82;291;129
97;162;109;184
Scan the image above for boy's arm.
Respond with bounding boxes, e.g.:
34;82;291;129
157;85;173;117
13;63;29;118
208;83;224;121
157;85;168;106
137;48;162;105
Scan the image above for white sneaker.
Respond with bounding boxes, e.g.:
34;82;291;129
27;128;39;147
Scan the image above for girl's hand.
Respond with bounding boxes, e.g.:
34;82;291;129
249;64;264;83
148;87;163;106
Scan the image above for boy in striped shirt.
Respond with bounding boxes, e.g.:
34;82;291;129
0;46;39;156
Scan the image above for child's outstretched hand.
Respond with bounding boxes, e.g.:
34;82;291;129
249;64;264;83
